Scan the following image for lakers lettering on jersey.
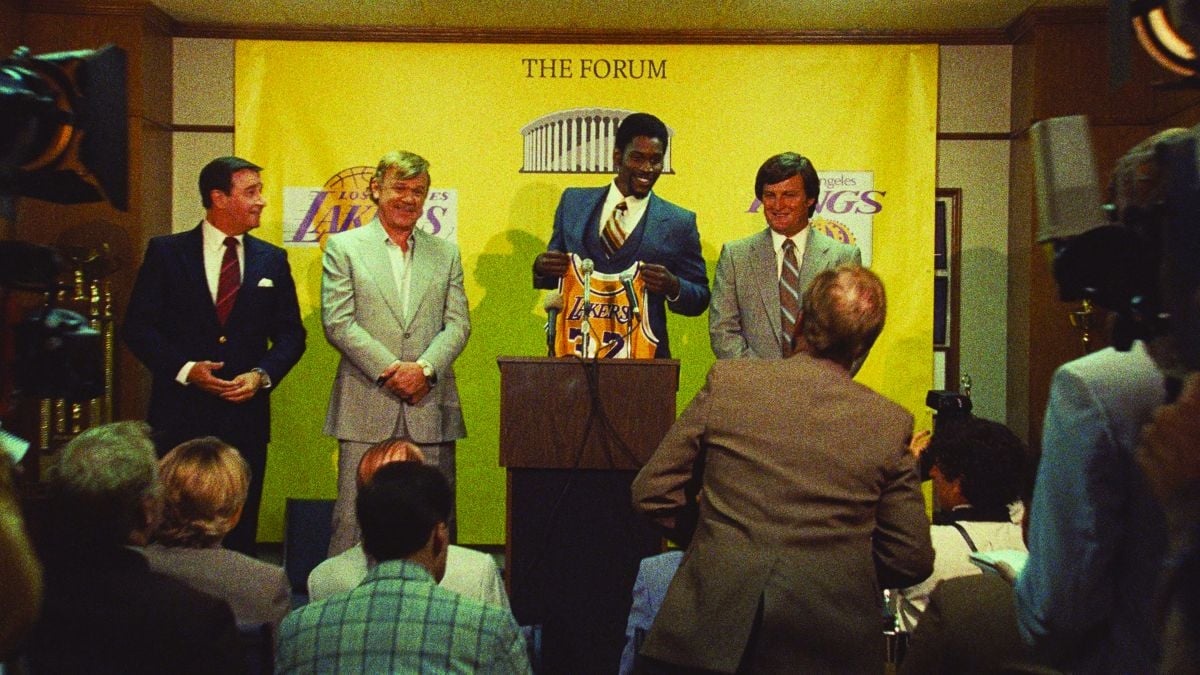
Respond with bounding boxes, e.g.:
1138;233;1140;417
554;254;659;359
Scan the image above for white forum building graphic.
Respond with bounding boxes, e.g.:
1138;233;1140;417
520;107;675;174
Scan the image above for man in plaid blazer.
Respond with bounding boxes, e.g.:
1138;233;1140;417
276;462;530;674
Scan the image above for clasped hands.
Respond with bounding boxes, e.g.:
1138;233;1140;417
378;361;430;405
534;250;680;297
187;361;263;403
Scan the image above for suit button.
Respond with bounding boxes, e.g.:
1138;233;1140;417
218;336;227;344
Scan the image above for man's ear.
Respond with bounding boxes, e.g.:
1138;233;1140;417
430;521;449;557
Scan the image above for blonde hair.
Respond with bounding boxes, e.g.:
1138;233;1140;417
152;437;249;548
801;264;887;365
369;151;429;204
357;439;426;489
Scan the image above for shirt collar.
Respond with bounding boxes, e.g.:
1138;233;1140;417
378;218;418;251
202;219;244;250
769;226;808;252
607;180;648;209
365;558;436;585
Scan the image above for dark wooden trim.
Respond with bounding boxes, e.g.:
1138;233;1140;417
172;23;1010;45
141;116;172;132
1005;5;1106;44
24;0;177;34
936;187;963;393
937;131;1014;141
171;123;235;133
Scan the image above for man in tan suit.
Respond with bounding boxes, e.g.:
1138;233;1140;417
632;265;932;673
322;150;470;554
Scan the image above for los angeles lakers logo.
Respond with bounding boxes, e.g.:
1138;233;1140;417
554;254;659;359
282;168;460;249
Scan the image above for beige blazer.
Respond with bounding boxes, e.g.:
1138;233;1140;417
321;219;470;443
632;355;932;673
709;227;861;359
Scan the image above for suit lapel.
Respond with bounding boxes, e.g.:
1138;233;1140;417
798;226;833;296
750;229;783;347
182;224;220;326
361;219;409;329
405;229;437;327
620;193;655;264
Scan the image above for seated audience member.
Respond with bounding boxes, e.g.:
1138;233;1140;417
619;460;701;674
277;462;531;673
23;422;243;673
140;437;290;634
895;417;1026;630
307;438;507;607
1138;372;1200;673
632;265;932;672
618;550;683;675
0;454;41;660
899;427;1058;674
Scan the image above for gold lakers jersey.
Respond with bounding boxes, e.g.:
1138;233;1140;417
554;254;659;358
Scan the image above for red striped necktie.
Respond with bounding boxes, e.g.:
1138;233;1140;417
215;236;240;324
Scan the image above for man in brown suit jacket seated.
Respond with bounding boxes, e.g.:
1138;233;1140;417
632;264;933;674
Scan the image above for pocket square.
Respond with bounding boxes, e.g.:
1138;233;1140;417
257;278;275;288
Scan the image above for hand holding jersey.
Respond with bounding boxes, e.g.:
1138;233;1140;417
552;253;659;359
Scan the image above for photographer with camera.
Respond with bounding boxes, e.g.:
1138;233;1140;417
1014;126;1181;673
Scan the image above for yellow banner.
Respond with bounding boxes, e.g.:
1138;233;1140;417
236;41;938;543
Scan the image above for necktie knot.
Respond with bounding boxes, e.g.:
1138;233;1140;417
782;239;795;253
601;199;630;256
224;236;238;250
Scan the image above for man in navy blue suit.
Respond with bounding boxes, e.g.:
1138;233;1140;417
124;156;306;555
532;112;709;358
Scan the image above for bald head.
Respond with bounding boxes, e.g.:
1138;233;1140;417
357;439;426;489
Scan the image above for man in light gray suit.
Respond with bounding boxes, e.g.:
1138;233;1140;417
709;152;861;359
322;150;470;554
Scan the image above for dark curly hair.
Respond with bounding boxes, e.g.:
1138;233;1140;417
928;417;1025;513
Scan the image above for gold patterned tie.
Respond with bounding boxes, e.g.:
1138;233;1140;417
779;239;801;356
600;199;628;256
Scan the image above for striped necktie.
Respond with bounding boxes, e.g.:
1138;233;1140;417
779;238;801;356
600;199;628;256
215;236;240;324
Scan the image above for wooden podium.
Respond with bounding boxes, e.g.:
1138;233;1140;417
498;357;679;674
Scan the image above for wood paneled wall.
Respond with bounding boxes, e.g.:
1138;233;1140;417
1007;8;1200;446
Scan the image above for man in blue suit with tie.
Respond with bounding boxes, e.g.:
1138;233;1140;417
532;112;709;358
124;156;306;555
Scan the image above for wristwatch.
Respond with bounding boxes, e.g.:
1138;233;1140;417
417;360;437;386
252;367;272;389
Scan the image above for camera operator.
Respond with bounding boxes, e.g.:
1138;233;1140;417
1013;129;1178;673
1139;371;1200;673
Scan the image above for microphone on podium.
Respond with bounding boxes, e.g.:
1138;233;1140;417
579;258;594;356
544;290;563;357
620;271;640;321
580;258;594;311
